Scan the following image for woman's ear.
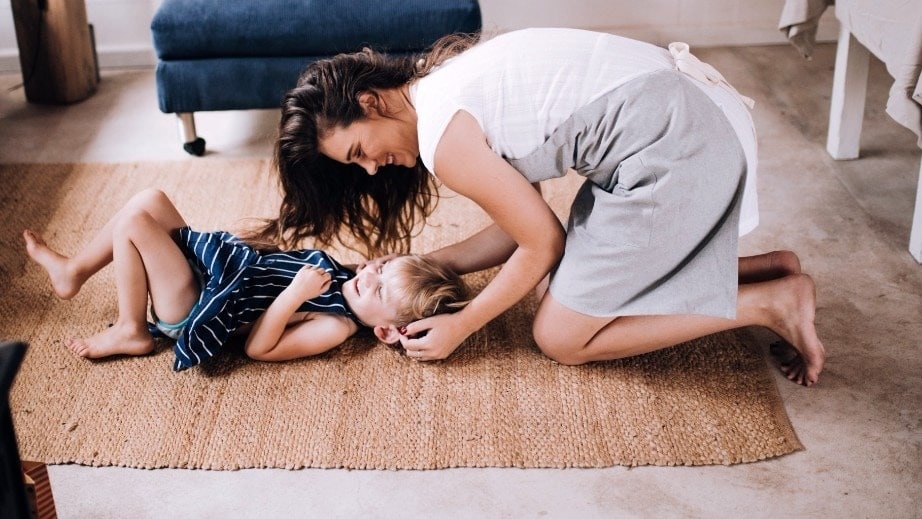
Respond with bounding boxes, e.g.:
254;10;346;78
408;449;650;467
357;92;381;117
373;324;401;345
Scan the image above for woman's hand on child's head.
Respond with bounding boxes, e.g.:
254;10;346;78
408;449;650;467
287;265;332;301
399;313;472;362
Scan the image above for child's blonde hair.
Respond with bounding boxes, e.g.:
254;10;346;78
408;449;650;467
388;255;470;326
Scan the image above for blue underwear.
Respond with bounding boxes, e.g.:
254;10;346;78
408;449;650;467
150;309;190;340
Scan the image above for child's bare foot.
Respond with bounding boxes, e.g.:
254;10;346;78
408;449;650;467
763;273;826;386
64;322;155;359
739;250;802;283
23;230;82;299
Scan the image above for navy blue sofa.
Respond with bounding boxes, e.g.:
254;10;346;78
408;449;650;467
151;0;482;155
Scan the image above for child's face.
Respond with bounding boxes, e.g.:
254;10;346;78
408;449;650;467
341;257;404;329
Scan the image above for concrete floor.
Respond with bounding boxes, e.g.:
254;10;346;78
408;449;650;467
1;42;920;518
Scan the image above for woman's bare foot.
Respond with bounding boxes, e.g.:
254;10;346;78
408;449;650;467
23;230;82;299
739;250;802;284
770;341;807;383
762;273;826;386
64;322;155;359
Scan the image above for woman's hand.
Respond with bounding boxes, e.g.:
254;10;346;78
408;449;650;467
399;312;474;361
286;265;332;301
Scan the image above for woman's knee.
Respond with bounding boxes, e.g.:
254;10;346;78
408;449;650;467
532;319;587;366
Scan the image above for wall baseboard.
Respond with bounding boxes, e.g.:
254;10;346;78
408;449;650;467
1;45;156;74
0;51;20;74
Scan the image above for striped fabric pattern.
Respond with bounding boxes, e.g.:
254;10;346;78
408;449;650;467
167;228;357;371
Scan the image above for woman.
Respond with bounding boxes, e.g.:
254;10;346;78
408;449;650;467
261;28;826;386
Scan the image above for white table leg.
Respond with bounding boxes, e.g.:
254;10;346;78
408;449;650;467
910;158;922;263
827;24;870;160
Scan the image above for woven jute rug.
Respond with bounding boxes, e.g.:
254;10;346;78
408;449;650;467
0;161;801;469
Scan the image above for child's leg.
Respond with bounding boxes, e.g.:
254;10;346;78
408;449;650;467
24;189;187;300
65;208;200;359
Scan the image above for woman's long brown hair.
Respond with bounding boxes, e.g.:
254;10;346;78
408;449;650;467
249;33;480;257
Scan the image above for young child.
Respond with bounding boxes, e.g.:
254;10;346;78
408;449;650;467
23;189;468;371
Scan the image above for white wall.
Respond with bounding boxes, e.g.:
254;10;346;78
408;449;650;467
0;0;839;74
1;0;160;72
480;0;839;47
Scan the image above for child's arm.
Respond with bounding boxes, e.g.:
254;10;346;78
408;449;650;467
244;265;358;361
246;313;357;361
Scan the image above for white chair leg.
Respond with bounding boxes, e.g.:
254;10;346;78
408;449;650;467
909;158;922;263
175;112;206;156
826;24;870;160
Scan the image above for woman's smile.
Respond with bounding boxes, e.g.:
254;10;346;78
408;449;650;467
316;89;420;175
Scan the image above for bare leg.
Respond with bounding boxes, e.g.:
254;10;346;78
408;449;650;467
738;250;821;382
533;273;826;386
534;275;550;300
23;189;188;300
65;214;157;358
64;208;200;359
23;230;82;300
739;250;801;283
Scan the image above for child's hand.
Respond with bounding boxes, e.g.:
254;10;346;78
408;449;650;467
286;265;332;301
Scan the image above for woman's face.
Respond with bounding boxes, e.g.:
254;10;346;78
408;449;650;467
319;115;419;175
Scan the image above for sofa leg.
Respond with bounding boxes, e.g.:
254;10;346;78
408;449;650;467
176;112;206;156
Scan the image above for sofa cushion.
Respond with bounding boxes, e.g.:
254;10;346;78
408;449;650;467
151;0;482;59
155;57;320;113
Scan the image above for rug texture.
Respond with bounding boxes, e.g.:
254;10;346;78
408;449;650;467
0;161;802;469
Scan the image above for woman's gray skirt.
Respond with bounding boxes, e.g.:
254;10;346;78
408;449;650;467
508;70;747;319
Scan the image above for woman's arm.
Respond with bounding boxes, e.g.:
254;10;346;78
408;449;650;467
404;110;566;359
426;183;544;275
425;223;517;275
244;265;357;361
